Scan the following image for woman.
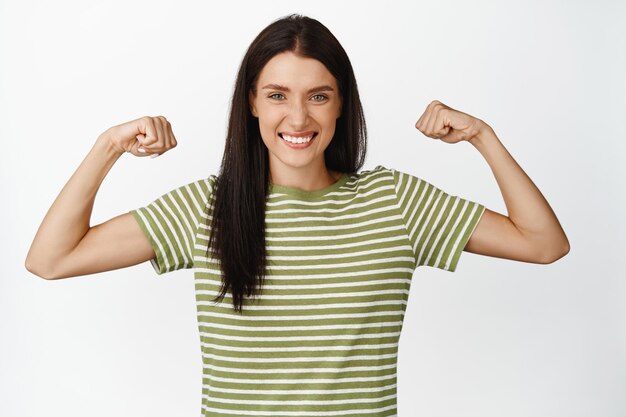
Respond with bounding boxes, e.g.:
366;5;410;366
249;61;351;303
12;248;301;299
26;14;569;417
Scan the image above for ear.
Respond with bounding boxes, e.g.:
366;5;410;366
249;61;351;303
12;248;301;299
248;92;258;118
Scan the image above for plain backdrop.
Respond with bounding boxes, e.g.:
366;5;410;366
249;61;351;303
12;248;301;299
1;0;624;416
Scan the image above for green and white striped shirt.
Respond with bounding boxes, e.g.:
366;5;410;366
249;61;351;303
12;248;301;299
130;165;485;417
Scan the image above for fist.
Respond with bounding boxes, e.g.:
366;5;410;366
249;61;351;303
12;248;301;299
415;100;486;144
101;116;178;157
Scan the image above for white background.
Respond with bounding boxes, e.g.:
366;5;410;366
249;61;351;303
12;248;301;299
2;0;625;416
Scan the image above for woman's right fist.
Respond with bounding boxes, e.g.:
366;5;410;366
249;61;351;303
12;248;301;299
101;116;178;157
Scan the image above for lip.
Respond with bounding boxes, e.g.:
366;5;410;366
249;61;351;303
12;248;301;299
278;132;318;149
280;131;316;138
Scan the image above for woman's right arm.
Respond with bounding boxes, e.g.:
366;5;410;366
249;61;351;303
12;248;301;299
25;116;177;279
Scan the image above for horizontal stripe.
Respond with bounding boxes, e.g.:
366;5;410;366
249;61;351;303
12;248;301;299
198;258;414;271
197;330;401;343
199;225;409;241
201;403;398;416
197;320;403;332
199;234;409;246
129;165;484;416
203;392;397;405
265;196;398;221
199;341;399;353
195;280;410;293
195;289;409;300
263;194;391;208
207;382;397;395
204;373;397;385
194;267;414;279
203;362;397;375
196;300;407;311
202;352;398;364
198;310;403;322
195;244;413;261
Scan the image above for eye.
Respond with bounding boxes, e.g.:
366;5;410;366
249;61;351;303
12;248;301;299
311;94;328;102
268;93;285;100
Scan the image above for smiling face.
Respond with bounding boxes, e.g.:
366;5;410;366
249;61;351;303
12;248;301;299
249;51;342;185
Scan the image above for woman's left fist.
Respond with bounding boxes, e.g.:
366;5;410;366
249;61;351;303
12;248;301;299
415;100;487;144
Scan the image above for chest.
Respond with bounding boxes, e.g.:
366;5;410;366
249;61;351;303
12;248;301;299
194;189;417;317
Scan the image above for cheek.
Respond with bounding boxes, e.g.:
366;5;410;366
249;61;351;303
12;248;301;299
258;108;282;131
320;112;338;134
323;102;341;124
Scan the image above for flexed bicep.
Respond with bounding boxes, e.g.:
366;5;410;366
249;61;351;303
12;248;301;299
44;212;156;280
463;207;555;264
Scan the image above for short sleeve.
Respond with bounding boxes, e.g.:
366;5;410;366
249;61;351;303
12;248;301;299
389;167;485;272
129;175;216;275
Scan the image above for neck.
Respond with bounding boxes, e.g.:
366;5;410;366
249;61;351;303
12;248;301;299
269;165;341;191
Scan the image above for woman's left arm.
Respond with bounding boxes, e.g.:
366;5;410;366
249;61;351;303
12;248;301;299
415;100;570;264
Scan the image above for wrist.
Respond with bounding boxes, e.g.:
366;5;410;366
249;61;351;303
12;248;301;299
467;121;497;150
96;132;125;159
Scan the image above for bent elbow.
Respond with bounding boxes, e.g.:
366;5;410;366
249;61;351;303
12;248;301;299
24;257;56;280
538;239;570;264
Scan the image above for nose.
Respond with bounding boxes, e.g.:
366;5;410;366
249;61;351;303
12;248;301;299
286;100;309;129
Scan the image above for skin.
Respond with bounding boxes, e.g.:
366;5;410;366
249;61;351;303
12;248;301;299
25;55;569;281
24;117;176;279
248;52;570;264
249;51;344;191
415;100;570;263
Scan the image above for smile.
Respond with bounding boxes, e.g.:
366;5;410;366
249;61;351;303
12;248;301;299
279;132;317;144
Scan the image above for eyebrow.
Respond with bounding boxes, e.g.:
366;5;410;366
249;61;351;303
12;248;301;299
261;84;335;94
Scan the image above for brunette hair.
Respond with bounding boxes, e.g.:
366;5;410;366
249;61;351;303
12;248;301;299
207;14;367;313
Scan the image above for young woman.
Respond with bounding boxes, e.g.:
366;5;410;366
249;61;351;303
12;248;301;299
26;14;569;417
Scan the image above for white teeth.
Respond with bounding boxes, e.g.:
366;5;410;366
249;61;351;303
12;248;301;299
281;134;314;144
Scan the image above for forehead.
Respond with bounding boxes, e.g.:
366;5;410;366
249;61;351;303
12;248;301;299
257;52;337;89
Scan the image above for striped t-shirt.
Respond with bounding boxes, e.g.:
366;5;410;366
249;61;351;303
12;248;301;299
129;164;485;417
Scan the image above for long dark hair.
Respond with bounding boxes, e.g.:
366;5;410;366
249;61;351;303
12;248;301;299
207;14;367;313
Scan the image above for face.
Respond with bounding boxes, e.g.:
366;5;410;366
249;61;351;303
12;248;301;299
249;51;342;178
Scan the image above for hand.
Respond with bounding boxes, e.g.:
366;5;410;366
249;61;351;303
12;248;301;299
99;116;178;157
415;100;487;144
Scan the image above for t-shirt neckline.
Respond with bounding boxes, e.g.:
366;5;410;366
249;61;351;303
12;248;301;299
269;172;350;199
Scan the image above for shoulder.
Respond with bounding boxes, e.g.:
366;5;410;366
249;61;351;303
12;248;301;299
163;175;218;208
353;165;401;185
354;164;394;179
181;175;218;195
344;165;396;193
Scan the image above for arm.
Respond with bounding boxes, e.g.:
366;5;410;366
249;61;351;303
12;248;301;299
25;116;176;279
464;125;569;263
415;100;570;264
